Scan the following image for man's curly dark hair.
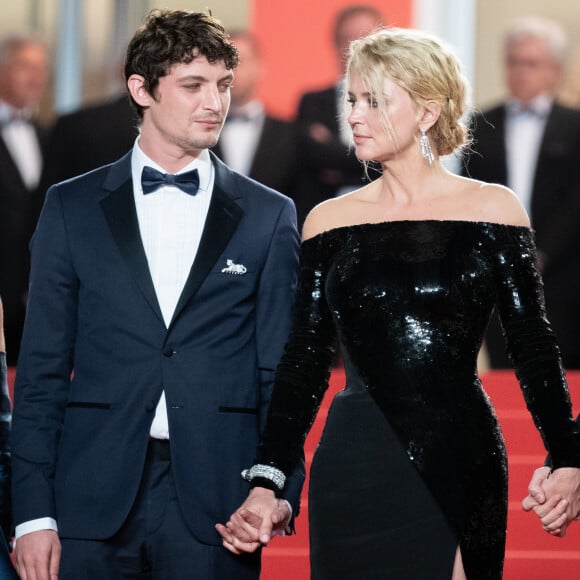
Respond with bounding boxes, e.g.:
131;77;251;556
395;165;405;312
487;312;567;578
125;10;239;119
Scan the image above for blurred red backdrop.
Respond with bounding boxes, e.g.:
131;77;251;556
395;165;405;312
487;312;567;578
251;0;412;119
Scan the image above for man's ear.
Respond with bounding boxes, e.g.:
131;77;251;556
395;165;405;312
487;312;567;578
418;100;442;132
127;74;153;108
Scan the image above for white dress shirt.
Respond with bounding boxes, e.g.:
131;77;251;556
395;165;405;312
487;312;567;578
15;140;214;540
0;101;43;189
505;94;551;214
219;100;265;175
132;140;214;438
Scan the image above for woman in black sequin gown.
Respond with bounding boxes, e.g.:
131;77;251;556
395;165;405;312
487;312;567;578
217;28;580;579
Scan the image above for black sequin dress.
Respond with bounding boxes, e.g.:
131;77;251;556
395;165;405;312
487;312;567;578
255;221;580;580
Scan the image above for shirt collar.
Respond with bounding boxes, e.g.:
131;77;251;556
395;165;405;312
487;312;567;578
507;94;553;117
132;138;213;194
227;100;264;122
0;101;32;124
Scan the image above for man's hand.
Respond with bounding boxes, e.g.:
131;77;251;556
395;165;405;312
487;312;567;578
216;487;292;555
522;466;580;537
14;530;61;580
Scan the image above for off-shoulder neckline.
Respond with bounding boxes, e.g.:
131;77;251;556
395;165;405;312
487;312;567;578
302;219;532;245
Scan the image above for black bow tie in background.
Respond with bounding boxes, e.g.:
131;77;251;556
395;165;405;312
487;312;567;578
141;166;200;196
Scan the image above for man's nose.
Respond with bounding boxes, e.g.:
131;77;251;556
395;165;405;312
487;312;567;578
204;86;223;111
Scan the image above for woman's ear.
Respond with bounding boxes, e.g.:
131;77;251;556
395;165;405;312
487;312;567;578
127;74;152;108
418;100;442;132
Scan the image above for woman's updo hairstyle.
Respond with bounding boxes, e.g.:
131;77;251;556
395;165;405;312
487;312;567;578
346;27;471;156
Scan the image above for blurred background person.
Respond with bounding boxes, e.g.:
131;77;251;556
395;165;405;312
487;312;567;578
212;30;297;196
40;89;138;189
462;15;580;369
0;34;49;366
0;298;17;579
292;5;384;227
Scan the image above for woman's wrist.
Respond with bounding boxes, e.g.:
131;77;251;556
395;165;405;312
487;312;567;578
241;463;286;492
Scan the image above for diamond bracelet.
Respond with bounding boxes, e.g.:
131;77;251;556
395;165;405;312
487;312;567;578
241;464;286;491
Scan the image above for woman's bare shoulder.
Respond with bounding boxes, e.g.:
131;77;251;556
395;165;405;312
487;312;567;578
301;190;368;241
461;179;530;227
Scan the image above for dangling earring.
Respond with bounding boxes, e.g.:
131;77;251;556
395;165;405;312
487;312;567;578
420;129;435;166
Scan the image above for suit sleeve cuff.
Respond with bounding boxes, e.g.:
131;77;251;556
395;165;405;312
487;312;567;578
15;518;58;541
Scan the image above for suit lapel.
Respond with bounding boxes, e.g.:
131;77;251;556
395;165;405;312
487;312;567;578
99;154;164;324
495;107;508;183
99;152;243;329
169;155;243;328
531;103;561;220
249;117;272;182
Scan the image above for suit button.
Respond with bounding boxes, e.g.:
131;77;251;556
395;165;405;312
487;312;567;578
163;348;176;357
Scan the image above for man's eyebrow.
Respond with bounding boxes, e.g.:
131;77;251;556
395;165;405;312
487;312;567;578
176;72;234;83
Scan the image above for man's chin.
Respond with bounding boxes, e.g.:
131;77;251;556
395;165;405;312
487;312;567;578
182;134;220;154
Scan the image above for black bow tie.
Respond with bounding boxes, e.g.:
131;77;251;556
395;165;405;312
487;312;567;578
141;166;200;196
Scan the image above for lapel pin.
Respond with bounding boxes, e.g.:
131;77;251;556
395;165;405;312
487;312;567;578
221;259;247;275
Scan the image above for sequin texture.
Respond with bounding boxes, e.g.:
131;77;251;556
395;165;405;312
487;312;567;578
256;220;580;580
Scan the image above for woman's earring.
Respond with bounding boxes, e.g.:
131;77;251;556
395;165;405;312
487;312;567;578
420;129;435;166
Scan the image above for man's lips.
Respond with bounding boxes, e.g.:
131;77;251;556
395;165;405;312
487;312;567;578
196;118;222;127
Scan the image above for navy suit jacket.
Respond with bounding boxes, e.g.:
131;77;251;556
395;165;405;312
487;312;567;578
12;151;304;544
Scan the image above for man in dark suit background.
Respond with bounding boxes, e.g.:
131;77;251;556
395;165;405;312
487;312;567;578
41;92;138;189
462;15;580;369
293;5;383;226
0;34;49;365
212;30;297;197
12;10;303;579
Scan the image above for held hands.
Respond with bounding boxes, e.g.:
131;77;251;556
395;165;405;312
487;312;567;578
522;466;580;537
215;487;292;555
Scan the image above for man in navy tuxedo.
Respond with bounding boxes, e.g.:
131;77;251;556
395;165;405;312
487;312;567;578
11;10;303;579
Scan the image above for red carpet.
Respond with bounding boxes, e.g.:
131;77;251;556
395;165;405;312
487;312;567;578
261;369;580;579
7;368;580;577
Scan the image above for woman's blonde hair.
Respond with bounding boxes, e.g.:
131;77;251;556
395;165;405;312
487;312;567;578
346;27;471;157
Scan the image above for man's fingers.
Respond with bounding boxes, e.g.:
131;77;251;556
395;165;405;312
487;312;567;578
215;523;231;542
543;511;569;532
532;495;565;519
216;523;259;554
544;517;569;537
240;508;263;529
49;542;61;580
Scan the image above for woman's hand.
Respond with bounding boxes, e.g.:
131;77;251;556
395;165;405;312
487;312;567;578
523;466;580;537
216;487;292;554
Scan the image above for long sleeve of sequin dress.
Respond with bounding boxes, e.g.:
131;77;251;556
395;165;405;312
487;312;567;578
253;221;580;580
